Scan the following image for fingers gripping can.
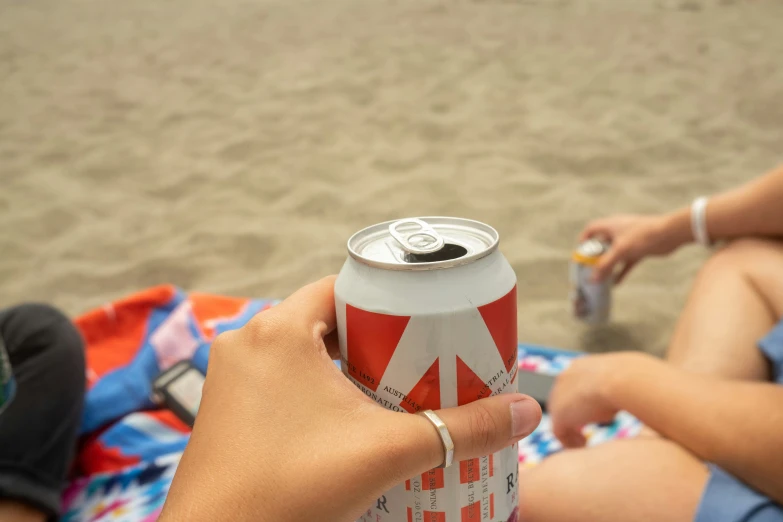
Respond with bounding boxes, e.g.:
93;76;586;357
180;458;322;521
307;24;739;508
335;217;520;522
569;239;611;324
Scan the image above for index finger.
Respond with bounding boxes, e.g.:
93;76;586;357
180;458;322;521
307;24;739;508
579;220;609;242
274;275;338;334
553;423;586;449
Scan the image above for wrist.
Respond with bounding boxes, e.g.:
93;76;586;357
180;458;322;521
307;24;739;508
601;352;662;411
660;208;694;249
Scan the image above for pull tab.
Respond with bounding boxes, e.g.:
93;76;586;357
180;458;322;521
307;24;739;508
389;218;445;255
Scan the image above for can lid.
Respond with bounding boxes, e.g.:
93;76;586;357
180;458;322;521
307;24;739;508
573;239;609;265
348;217;500;270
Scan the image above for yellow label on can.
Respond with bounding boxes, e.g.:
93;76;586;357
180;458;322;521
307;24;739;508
571;251;601;266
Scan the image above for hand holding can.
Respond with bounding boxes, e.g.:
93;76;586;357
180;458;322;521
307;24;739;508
578;213;685;284
159;276;541;522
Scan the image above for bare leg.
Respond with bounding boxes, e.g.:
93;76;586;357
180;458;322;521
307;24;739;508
635;239;783;439
0;501;46;522
667;238;783;380
521;240;783;520
635;239;783;440
520;439;708;522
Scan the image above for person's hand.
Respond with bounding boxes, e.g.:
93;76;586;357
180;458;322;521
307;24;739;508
159;276;541;522
548;352;653;448
579;214;683;283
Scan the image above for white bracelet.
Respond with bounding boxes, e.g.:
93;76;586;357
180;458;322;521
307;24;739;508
690;196;711;246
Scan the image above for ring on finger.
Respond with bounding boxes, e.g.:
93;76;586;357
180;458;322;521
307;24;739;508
418;410;454;468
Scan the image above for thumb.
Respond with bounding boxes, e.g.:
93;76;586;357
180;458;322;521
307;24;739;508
426;394;542;463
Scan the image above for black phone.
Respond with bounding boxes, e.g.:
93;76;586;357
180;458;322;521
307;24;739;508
152;361;205;427
517;370;556;412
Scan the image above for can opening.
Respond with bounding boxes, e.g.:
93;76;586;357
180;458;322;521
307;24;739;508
404;243;468;264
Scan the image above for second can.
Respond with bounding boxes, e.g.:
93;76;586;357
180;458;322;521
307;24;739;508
569;238;611;324
335;217;520;522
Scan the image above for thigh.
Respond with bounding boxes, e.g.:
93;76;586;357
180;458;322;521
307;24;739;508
667;239;783;381
520;438;708;522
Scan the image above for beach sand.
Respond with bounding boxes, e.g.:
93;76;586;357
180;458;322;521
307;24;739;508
1;0;782;356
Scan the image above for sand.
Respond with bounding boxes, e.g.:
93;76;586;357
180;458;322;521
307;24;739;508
1;0;782;357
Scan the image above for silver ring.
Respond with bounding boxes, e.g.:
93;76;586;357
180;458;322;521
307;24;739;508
419;410;454;468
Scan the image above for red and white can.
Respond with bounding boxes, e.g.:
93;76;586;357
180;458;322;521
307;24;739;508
335;217;519;522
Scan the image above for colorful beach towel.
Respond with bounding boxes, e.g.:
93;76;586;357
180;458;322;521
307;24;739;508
63;287;641;521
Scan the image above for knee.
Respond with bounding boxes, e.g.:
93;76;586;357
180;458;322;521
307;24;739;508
700;238;782;277
37;304;83;360
14;303;70;326
5;303;84;366
519;452;572;522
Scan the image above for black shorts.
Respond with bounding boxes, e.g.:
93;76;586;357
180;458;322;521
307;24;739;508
0;304;85;519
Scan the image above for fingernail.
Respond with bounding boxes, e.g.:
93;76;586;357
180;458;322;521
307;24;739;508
510;399;541;439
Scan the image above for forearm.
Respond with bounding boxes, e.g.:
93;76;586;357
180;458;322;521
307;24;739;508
610;355;783;503
661;165;783;245
707;165;783;240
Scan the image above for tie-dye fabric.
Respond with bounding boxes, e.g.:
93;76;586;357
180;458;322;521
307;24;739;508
516;346;642;468
62;287;641;521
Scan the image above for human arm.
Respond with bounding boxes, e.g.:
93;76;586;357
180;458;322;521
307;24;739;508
549;352;783;504
158;276;541;522
583;164;783;282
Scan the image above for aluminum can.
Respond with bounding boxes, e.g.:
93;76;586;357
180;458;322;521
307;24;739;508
335;217;520;522
569;239;611;324
0;338;14;414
